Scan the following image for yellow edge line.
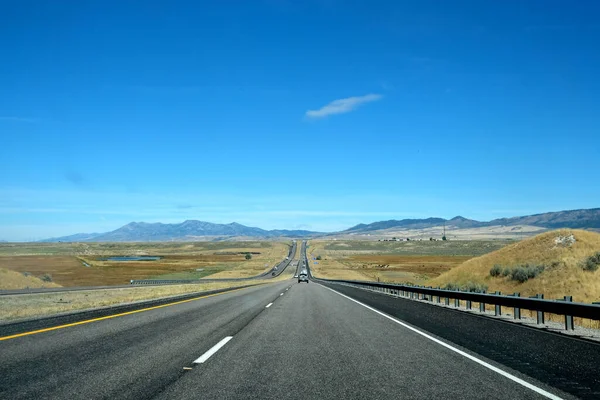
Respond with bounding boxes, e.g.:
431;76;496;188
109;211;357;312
0;286;253;341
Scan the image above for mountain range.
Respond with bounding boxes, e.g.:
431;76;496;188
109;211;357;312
40;220;319;242
38;207;600;242
342;208;600;233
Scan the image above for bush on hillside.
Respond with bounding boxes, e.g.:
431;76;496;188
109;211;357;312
443;283;460;291
582;252;600;272
442;282;487;293
510;267;529;283
490;263;546;283
489;264;502;277
316;255;322;260
39;274;53;282
464;282;488;293
245;253;252;260
509;264;545;283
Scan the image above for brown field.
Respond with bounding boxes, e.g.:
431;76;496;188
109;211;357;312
306;253;470;284
0;241;289;288
346;255;472;283
306;240;484;284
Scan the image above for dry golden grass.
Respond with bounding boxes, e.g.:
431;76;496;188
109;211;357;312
0;242;290;287
306;245;374;281
0;268;61;290
0;280;276;321
427;229;600;303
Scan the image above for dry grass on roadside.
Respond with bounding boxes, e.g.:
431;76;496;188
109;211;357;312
0;267;61;290
0;280;276;321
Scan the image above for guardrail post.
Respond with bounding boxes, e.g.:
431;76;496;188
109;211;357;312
563;296;574;330
466;299;472;310
494;291;502;316
530;294;545;324
479;291;486;312
445;297;450;306
436;294;440;303
512;292;521;319
455;298;460;308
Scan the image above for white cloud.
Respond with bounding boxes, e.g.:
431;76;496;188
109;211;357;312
305;94;382;119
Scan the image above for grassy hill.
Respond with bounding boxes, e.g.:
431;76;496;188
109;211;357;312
0;268;61;290
427;229;600;304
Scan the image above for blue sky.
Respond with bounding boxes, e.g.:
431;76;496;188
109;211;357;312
1;1;599;240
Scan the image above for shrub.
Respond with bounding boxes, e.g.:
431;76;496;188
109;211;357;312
583;252;600;272
527;264;545;278
245;253;252;260
464;282;488;293
39;274;53;282
21;271;31;277
316;255;322;260
502;267;511;277
510;267;529;283
443;283;460;291
442;282;487;292
489;264;502;277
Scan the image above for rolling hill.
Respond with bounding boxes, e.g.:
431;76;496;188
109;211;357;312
426;229;600;303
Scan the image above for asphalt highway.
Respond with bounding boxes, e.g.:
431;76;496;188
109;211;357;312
3;281;588;398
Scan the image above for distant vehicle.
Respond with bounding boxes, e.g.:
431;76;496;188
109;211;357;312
294;274;298;278
298;273;308;283
286;257;289;260
272;271;276;276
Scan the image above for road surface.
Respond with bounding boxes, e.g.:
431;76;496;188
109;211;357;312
4;276;599;398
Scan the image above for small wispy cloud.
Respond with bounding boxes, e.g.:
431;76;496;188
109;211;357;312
305;94;382;119
64;171;85;186
0;116;37;123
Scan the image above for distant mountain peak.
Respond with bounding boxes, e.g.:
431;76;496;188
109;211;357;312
40;220;321;242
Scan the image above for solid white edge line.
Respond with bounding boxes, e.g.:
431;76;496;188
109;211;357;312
193;336;233;364
319;284;563;400
266;302;273;308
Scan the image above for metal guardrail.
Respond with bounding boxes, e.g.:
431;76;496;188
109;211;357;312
313;278;600;330
130;279;205;285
